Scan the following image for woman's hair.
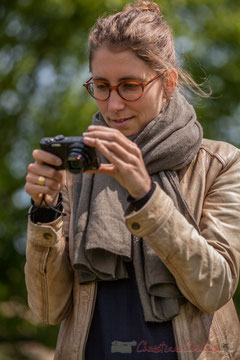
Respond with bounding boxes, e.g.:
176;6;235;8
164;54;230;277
88;0;209;97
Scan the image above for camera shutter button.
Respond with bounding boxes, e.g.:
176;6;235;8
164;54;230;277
54;135;64;141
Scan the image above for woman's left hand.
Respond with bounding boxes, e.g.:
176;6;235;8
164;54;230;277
83;125;151;199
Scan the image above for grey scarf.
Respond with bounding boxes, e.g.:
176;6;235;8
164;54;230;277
72;91;202;322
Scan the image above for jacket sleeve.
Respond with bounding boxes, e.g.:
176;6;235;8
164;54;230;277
24;182;73;325
125;148;240;314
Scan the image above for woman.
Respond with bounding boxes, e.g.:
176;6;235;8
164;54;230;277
24;1;240;359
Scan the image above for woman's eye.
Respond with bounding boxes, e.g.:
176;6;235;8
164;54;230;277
95;83;108;90
122;83;139;90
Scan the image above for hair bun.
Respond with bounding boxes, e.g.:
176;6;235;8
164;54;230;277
127;1;163;17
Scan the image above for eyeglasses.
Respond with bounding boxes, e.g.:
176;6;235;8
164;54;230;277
83;71;166;102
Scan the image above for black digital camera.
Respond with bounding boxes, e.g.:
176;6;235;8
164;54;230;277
40;134;100;173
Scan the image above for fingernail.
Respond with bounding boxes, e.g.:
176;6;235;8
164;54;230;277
88;125;94;130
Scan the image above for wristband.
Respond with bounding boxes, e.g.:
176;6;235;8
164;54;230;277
127;181;156;211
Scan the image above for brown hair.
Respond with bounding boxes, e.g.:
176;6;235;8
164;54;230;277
88;0;210;97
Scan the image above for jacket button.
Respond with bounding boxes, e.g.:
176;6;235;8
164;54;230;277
131;222;140;230
43;232;52;240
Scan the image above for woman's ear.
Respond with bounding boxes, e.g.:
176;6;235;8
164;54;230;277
163;70;178;99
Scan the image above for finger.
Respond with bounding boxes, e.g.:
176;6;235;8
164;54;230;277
92;139;128;169
25;188;44;205
26;172;62;192
84;126;130;144
84;127;138;155
32;149;62;167
25;182;60;198
27;162;63;183
84;137;140;165
87;125;114;133
84;163;116;176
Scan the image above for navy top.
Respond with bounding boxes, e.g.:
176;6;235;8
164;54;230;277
85;261;178;359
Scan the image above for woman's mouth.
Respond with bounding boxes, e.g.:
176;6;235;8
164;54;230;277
111;117;134;127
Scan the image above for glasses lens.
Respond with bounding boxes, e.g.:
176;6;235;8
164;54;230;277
88;83;109;100
118;82;142;100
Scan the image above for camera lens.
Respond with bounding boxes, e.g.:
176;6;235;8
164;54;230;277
67;142;87;173
66;140;99;173
69;159;83;169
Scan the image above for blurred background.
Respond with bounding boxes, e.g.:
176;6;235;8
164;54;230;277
0;0;240;358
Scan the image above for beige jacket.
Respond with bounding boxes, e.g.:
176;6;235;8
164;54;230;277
25;139;240;359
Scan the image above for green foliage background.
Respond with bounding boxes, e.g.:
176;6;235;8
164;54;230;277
0;0;239;357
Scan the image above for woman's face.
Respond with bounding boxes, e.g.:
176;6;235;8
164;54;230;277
90;47;165;137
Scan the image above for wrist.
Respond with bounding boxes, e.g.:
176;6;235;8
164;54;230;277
130;178;152;200
29;193;63;223
127;181;156;211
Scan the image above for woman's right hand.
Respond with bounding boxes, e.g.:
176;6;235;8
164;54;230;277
25;149;64;206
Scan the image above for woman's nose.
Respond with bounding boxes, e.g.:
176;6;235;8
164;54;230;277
107;89;126;112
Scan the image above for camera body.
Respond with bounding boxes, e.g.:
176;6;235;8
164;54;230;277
40;134;100;173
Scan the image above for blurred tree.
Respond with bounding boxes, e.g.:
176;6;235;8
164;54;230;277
0;0;239;356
